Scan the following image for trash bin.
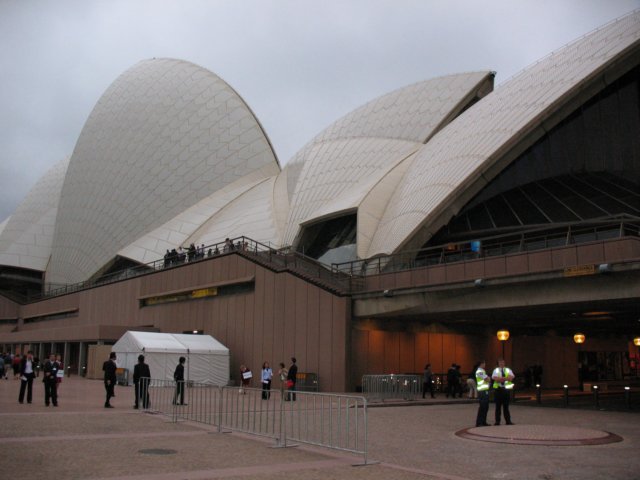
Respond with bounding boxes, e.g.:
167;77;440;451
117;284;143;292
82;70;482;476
116;368;129;386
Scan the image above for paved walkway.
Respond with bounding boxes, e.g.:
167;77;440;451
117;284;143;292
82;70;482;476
1;376;639;479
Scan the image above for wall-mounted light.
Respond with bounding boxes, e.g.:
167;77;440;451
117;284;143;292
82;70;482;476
497;330;509;358
633;337;640;347
497;330;510;341
573;333;586;344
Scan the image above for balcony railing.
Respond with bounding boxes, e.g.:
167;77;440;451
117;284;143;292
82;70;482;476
7;217;639;303
331;218;640;278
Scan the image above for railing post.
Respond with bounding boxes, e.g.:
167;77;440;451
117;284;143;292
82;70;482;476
217;385;223;433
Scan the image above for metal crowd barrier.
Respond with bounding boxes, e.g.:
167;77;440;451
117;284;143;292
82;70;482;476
283;389;367;462
361;374;421;401
138;378;369;464
220;386;282;440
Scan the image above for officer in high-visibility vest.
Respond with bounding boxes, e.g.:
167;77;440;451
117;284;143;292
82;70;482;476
491;358;515;425
475;360;490;427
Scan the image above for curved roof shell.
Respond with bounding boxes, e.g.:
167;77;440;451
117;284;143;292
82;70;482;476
368;11;640;256
281;72;495;252
0;157;69;271
47;58;280;284
118;173;281;263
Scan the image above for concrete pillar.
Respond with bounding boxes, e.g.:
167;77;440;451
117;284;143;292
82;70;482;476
79;342;86;377
63;342;69;376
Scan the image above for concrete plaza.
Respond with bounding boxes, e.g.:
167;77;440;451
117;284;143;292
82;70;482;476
1;376;639;480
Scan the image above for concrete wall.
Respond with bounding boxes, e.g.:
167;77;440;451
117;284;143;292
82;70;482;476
351;325;629;389
0;253;351;392
351;322;488;387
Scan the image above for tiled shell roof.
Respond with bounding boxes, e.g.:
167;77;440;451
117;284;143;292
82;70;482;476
282;72;494;247
368;11;640;256
0;157;69;271
47;59;280;284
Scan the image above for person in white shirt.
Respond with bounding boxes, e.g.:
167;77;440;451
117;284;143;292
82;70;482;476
261;361;273;400
491;358;515;425
18;350;36;404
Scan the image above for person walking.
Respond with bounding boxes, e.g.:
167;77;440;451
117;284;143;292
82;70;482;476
422;363;435;399
286;357;298;401
133;354;151;409
475;360;490;427
173;357;186;405
492;358;515;425
18;351;36;404
102;352;117;408
261;361;273;400
42;353;59;407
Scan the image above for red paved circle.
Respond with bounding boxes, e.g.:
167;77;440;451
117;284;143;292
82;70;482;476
455;424;623;446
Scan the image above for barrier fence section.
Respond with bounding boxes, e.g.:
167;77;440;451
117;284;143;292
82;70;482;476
283;390;368;463
140;378;222;426
362;374;421;401
139;379;369;464
220;386;282;440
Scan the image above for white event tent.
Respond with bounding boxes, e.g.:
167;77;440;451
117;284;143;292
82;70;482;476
112;331;230;386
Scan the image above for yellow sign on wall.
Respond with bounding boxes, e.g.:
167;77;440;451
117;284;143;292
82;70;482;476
563;264;595;277
191;287;218;298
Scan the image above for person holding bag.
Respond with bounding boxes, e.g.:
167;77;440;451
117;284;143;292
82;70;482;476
286;357;298;401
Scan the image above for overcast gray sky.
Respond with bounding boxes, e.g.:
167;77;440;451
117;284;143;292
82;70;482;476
1;0;638;222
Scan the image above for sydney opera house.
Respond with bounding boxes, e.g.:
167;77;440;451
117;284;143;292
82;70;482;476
1;12;639;391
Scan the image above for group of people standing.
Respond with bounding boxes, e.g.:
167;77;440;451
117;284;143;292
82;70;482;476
423;359;516;427
239;357;298;401
475;358;515;427
422;362;484;399
13;351;63;406
102;352;185;409
162;237;252;269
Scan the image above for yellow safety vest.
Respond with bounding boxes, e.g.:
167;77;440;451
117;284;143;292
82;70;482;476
493;367;514;390
476;368;489;391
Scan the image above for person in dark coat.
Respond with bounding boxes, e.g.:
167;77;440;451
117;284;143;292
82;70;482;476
43;353;59;407
173;356;186;405
422;363;435;399
102;352;117;408
133;354;151;409
286;357;298;401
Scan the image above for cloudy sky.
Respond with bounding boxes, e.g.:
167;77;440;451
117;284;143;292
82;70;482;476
0;0;638;222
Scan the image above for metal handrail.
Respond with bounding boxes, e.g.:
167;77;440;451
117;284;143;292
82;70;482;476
332;218;640;277
22;236;348;302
